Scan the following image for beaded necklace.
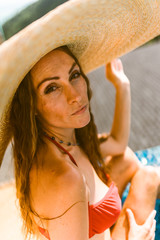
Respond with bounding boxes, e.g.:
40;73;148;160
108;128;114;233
43;132;79;146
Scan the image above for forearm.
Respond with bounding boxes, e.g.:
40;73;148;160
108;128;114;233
101;59;131;156
110;82;131;150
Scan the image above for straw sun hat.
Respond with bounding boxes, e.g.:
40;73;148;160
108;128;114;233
0;0;160;164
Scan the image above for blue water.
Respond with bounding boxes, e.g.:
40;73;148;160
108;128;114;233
122;145;160;240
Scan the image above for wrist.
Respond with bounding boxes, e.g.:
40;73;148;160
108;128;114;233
114;80;130;90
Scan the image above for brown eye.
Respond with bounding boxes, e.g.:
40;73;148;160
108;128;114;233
70;70;81;81
45;85;58;94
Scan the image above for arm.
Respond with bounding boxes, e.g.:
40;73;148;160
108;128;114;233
99;59;131;158
30;161;89;240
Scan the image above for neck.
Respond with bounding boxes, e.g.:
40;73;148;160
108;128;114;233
43;127;77;146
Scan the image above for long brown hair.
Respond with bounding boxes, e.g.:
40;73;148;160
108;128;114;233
9;46;109;239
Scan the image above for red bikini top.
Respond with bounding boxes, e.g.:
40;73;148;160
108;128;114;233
37;134;122;239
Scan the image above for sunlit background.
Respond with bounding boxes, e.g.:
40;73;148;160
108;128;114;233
0;0;37;30
0;0;68;41
0;0;38;22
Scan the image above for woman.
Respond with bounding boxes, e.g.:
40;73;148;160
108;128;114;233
9;45;159;240
0;0;160;239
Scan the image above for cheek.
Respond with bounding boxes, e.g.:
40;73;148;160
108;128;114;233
36;95;66;120
78;78;88;98
36;95;49;114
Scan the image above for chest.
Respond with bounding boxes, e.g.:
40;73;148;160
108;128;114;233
68;147;110;205
70;149;121;238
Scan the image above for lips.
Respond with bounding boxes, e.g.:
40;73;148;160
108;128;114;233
72;104;87;115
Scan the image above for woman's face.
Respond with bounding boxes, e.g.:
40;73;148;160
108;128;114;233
31;49;90;131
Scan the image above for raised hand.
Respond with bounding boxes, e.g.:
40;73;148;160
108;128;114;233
106;59;130;88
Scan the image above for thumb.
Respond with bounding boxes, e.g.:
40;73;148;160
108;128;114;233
106;62;111;72
126;208;136;228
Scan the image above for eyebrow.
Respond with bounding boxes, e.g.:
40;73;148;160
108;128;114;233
37;62;77;89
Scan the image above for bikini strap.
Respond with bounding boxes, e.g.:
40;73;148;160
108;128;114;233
43;133;110;182
43;133;78;167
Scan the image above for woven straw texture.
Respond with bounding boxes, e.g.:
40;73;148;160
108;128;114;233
0;0;160;164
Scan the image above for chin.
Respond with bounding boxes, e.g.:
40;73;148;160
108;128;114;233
76;115;91;129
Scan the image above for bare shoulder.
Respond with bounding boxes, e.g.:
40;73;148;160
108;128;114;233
29;153;87;220
29;152;89;239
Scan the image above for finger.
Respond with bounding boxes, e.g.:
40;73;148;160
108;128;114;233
112;59;117;70
150;219;156;238
126;208;136;228
117;58;123;71
148;231;155;240
106;63;112;77
144;210;156;227
151;232;155;240
144;215;156;240
106;62;111;70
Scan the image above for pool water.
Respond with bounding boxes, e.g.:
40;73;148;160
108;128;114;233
122;145;160;240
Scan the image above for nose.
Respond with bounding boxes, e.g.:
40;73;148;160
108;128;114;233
66;85;82;104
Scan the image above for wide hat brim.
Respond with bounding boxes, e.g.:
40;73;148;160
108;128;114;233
0;0;160;164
